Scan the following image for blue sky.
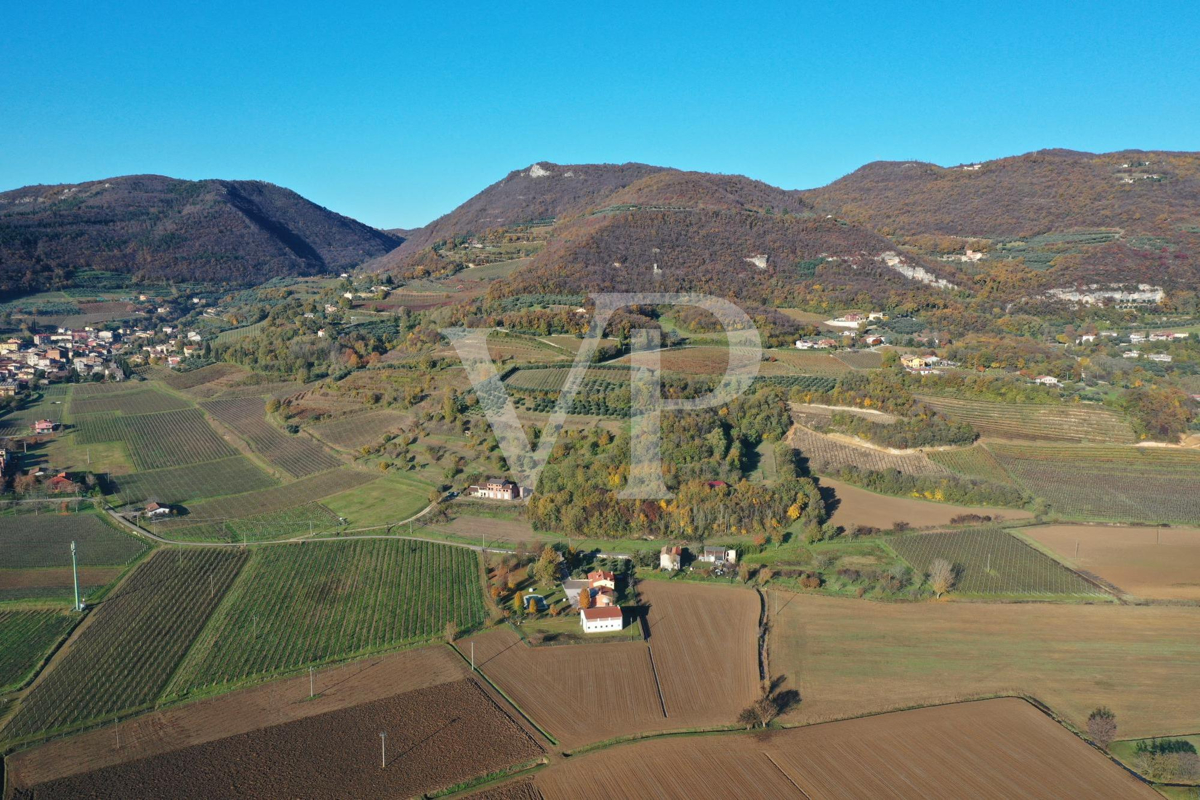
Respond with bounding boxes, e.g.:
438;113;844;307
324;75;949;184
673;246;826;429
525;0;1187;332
2;1;1197;229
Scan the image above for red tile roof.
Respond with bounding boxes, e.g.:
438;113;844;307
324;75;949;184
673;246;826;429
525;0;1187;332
581;607;623;620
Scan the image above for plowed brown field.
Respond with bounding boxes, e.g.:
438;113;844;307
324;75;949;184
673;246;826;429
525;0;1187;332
639;581;761;725
7;645;467;789
465;628;665;749
10;679;543;800
530;698;1156;799
1021;524;1200;601
770;591;1200;737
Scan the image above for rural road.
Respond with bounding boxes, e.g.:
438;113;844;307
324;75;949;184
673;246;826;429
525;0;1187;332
105;504;634;559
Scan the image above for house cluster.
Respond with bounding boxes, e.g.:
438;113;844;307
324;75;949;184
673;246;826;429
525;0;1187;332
824;312;886;329
901;353;952;375
1130;331;1189;344
130;328;206;369
658;544;738;573
466;478;529;501
0;328;129;384
562;570;624;634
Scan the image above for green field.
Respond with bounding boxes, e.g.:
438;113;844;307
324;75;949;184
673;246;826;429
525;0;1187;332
201;397;342;477
107;456;278;505
0;393;68;437
890;528;1106;598
0;513;147;569
917;395;1136;444
75;408;237;470
988;443;1200;524
322;472;433;528
1;549;247;743
166;539;486;697
0;611;76;692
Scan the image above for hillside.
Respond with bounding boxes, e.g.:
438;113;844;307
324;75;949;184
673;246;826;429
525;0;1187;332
386;161;668;259
0;175;403;292
805;149;1200;238
390;167;962;306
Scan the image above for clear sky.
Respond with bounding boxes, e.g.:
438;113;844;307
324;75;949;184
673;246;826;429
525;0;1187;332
2;1;1197;229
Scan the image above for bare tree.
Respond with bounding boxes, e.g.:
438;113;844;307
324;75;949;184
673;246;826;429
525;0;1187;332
928;558;955;598
443;620;457;643
1087;707;1117;748
738;677;801;729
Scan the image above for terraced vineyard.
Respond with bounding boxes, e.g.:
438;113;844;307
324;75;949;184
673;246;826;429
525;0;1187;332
167;540;486;696
0;611;76;693
929;445;1018;485
769;350;855;376
160;362;244;391
310;410;409;450
787;425;951;476
108;456;278;505
891;528;1105;597
70;388;189;416
75;408;237;470
201;397;342;477
917;396;1135;444
159;468;379;531
987;443;1200;524
504;365;631;392
834;350;884;369
1;549;248;743
0;513;147;569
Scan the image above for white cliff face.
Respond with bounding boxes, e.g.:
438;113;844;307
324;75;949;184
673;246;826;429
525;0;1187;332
744;254;768;269
527;164;552;178
878;252;957;290
1046;284;1165;305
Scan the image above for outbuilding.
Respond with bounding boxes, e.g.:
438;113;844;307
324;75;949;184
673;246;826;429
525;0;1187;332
580;606;623;634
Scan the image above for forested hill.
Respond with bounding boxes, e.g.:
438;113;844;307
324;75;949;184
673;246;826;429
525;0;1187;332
804;149;1200;239
0;175;404;293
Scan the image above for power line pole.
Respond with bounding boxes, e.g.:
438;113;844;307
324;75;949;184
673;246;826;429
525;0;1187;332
380;731;387;769
470;641;474;671
71;541;81;611
309;666;315;699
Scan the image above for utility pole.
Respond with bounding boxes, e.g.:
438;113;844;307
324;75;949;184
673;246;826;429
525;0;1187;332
470;641;474;671
309;666;315;699
1075;540;1079;558
71;541;81;611
209;573;214;598
380;731;387;769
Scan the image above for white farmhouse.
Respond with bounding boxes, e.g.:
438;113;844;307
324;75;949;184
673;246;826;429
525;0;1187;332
580;606;623;634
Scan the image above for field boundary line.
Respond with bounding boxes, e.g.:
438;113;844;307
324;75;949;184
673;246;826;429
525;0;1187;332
646;645;667;718
448;642;558;747
762;751;813;799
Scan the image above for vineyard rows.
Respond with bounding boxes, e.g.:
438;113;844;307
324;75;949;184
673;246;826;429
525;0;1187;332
891;528;1104;597
753;375;838;393
0;513;146;569
160;362;244;390
1;549;248;742
504;366;631;392
75;408;237;470
916;395;1136;444
311;410;409;450
163;468;379;524
201;397;342;477
769;350;854;377
833;350;884;369
108;456;278;506
787;425;951;476
0;611;75;693
162;503;341;543
929;445;1018;486
71;388;189;417
988;443;1200;524
167;539;486;696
